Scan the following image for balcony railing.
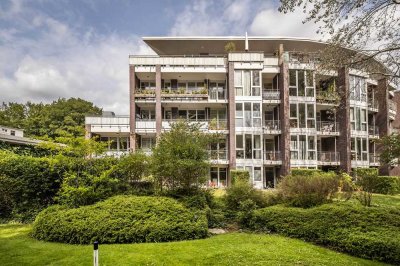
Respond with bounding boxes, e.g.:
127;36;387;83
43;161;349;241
85;115;130;126
389;100;397;113
316;121;339;134
263;120;280;131
209;150;228;161
368;125;379;136
161;119;228;131
263;151;281;161
135;88;227;101
262;90;280;100
318;152;340;163
316;90;340;105
369;153;380;164
368;100;379;110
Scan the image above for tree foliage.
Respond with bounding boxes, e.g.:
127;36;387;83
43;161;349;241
151;120;213;192
0;98;101;139
279;0;400;84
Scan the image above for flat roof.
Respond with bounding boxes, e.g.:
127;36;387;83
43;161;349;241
142;36;328;55
0;134;41;146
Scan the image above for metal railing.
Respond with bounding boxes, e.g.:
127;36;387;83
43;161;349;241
263;151;281;161
262;89;280;100
161;119;228;130
318;152;340;162
209;150;228;161
316;121;339;133
368;125;379;136
369;153;380;164
263;120;280;131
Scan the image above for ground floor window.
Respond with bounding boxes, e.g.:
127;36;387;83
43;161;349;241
210;167;227;188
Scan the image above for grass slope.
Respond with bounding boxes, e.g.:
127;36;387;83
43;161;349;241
0;224;385;266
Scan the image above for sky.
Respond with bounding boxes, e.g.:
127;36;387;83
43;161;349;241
0;0;321;114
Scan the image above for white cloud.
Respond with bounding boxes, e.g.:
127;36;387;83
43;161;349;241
0;4;154;114
249;8;322;39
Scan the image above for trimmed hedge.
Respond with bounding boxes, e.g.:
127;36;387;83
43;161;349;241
371;176;400;195
31;195;208;244
248;203;400;264
230;170;250;184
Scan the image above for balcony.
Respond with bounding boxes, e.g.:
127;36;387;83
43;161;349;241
368;99;378;112
85;116;130;133
262;89;280;102
263;151;282;165
162;119;228;132
369;153;380;166
316;121;339;135
136;120;156;133
368;125;379;138
263;120;281;134
209;150;228;164
134;88;227;102
389;100;397;119
318;152;340;165
316;90;340;105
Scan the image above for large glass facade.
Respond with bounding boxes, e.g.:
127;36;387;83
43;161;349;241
235;70;261;96
236;134;262;159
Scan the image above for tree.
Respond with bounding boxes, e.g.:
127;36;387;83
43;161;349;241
378;134;400;166
0;98;102;139
224;42;236;52
279;0;400;84
151;120;213;192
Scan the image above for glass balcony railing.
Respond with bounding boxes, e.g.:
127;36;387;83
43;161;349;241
318;152;340;163
368;125;379;136
368;100;379;110
209;150;228;161
262;90;280;100
316;121;339;134
263;151;281;161
263;120;280;131
369;153;380;164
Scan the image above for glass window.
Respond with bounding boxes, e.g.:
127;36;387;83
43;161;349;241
197;110;205;120
243;71;251;96
234;70;242;87
253;135;261;159
298;70;305;96
178;110;187;119
252;71;260;86
289;70;296;87
306;70;314;87
245;134;252;159
236;135;243;149
299;103;306;128
244;103;252;127
253;103;261;127
254;167;262;182
236;103;243;127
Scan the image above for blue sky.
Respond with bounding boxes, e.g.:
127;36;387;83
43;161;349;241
0;0;319;113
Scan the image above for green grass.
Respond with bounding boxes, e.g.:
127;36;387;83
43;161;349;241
0;224;386;266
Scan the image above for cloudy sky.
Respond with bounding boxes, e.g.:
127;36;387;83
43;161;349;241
0;0;321;113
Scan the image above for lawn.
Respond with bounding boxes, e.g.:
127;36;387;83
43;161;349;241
0;224;386;266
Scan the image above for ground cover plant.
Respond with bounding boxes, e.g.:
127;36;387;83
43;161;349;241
0;224;384;266
31;195;208;244
248;202;400;264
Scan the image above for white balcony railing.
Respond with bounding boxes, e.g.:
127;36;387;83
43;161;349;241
263;151;281;161
369;153;380;165
129;55;226;67
209;150;228;161
368;125;379;136
263;120;280;132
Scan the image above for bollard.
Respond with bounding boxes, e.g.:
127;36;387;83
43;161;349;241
93;241;99;266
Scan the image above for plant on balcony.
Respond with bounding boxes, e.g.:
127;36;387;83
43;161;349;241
208;118;218;130
177;88;186;94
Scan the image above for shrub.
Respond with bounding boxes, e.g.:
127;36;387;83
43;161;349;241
0;151;65;221
370;176;400;195
31;195;208;244
354;168;378;206
248;203;400;264
278;170;339;207
231;170;250;184
225;178;266;212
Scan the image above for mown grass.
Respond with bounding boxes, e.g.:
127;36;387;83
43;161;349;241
0;224;386;266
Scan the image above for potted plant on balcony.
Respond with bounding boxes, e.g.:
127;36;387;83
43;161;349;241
209;118;218;130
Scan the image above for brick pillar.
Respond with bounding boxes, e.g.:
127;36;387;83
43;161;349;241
228;62;236;186
337;67;351;172
129;65;136;152
376;78;390;175
278;60;290;177
155;65;162;138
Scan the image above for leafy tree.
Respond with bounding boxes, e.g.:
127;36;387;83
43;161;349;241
379;134;400;166
279;0;400;83
151;120;213;192
0;98;101;139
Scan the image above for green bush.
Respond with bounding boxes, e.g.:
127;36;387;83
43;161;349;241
31;195;208;244
370;176;400;195
248;203;400;264
0;151;65;221
354;168;378;206
278;170;339;208
231;170;250;184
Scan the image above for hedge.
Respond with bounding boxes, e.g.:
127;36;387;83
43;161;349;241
31;195;208;244
248;203;400;264
230;170;250;184
371;176;400;195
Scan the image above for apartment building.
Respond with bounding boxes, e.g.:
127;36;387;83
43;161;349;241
85;36;399;189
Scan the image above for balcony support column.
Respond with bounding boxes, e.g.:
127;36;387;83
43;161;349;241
278;44;290;177
129;65;136;152
227;61;236;186
337;67;351;173
376;78;390;175
156;65;162;138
